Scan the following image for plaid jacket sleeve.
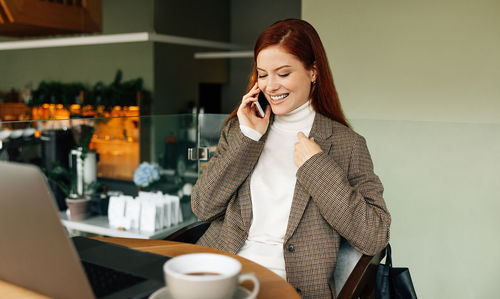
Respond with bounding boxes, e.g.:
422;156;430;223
191;118;265;222
296;133;391;255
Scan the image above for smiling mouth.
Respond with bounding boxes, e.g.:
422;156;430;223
270;93;289;101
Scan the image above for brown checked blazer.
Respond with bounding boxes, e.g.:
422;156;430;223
191;112;391;298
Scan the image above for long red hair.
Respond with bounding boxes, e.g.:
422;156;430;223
226;19;349;127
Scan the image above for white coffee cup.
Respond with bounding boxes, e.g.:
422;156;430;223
163;253;259;299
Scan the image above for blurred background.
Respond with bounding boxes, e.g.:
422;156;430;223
0;0;498;298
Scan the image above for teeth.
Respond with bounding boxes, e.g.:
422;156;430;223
270;94;288;101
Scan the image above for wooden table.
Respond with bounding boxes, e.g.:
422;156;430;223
0;237;300;299
97;237;300;299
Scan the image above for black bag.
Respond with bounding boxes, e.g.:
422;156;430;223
375;244;417;299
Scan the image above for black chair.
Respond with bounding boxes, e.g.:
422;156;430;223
165;221;385;299
336;245;386;299
164;221;210;244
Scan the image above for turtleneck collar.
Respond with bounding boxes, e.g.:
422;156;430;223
273;100;316;132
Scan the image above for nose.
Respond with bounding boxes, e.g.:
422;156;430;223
265;76;280;93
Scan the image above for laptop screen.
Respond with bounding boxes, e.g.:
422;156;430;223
0;161;96;299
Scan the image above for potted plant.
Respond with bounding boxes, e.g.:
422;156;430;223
65;124;98;220
45;125;98;221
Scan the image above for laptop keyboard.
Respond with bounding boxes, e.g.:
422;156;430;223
81;261;147;298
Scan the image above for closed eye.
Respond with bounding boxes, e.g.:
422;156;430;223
258;74;268;79
279;73;290;78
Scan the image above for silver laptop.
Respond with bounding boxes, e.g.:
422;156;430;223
0;161;168;299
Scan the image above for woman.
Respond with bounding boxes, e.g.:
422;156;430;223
191;19;390;298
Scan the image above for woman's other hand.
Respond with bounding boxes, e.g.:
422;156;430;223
237;83;271;135
294;132;322;167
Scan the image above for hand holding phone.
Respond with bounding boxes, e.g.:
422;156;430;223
237;84;270;135
253;92;268;118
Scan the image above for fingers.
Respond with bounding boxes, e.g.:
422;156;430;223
238;84;264;124
240;96;255;107
247;83;260;98
251;82;259;92
241;84;260;107
297;131;307;140
264;105;272;121
297;131;316;142
294;133;322;167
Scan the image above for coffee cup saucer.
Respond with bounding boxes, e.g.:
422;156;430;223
149;285;252;299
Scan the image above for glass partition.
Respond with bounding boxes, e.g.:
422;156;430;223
197;113;228;175
0;113;227;239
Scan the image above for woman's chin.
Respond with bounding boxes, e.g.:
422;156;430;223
270;105;290;116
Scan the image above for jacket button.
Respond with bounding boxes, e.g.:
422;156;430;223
295;288;302;295
287;244;295;252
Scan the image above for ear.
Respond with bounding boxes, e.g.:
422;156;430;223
310;62;317;83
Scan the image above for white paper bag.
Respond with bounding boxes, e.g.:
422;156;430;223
153;193;166;229
163;195;172;228
108;196;131;228
165;194;182;225
139;198;157;232
125;198;141;230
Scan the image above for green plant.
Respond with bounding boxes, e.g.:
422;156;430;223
30;81;85;108
29;70;149;111
44;125;99;199
43;161;72;197
44;160;102;200
86;70;144;110
77;125;95;161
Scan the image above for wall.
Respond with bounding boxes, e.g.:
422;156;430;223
302;0;500;298
304;0;499;124
0;0;155;92
152;0;230;115
153;0;229;42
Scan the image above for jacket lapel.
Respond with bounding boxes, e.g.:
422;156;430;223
240;179;253;230
284;113;334;241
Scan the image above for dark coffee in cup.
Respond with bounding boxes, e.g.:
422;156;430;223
185;272;221;276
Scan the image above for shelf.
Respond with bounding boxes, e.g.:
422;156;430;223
59;211;198;240
194;50;253;59
0;32;244;51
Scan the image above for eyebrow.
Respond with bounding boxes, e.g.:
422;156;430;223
256;65;292;72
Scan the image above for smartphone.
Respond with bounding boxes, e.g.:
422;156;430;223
254;92;268;118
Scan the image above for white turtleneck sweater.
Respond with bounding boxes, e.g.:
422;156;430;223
237;101;316;279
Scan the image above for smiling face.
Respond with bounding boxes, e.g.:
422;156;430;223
256;45;316;115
